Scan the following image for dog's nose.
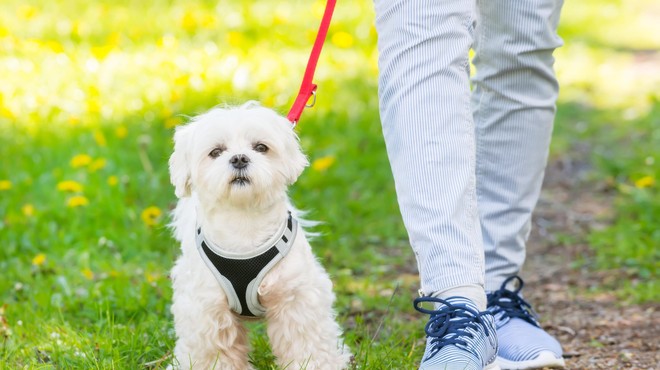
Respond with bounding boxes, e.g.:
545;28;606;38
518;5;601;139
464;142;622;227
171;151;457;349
230;154;250;169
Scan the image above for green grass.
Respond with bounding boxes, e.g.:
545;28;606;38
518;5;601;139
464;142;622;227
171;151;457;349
551;104;660;303
0;0;658;368
580;106;659;302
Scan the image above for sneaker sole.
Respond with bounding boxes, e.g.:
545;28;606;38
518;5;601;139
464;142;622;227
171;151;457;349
495;351;566;369
485;363;502;370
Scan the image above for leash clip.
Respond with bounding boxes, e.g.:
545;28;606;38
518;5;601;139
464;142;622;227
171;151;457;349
305;90;317;108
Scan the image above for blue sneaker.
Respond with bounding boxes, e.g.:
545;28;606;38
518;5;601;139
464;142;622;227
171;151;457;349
414;296;499;370
487;276;565;369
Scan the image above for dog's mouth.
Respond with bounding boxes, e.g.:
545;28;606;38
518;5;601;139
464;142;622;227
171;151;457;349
230;176;251;186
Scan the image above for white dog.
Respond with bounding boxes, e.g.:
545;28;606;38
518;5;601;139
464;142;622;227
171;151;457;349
167;102;351;370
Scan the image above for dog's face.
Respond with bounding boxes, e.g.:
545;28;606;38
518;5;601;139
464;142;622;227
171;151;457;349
169;103;308;207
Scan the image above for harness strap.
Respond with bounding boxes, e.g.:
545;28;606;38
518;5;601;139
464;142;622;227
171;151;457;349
287;0;337;125
196;213;297;317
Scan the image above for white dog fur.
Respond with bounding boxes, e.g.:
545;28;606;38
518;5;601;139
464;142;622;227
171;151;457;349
168;102;351;369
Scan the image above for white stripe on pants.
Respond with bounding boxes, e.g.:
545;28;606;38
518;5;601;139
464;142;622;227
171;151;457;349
374;0;564;295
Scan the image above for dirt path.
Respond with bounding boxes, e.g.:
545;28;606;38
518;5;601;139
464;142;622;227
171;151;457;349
523;160;659;369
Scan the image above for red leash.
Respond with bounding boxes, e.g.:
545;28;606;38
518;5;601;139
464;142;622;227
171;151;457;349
287;0;337;126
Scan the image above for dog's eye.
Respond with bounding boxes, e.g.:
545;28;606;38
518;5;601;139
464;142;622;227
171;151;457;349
253;143;269;153
209;147;224;158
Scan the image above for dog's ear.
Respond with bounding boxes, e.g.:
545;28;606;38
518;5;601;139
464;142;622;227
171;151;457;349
169;124;193;198
283;130;310;185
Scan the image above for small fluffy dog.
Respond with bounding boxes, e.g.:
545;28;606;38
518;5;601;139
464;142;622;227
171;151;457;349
168;102;351;369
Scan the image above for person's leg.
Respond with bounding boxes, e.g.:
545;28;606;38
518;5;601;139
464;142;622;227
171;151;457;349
374;1;499;368
472;0;565;368
374;0;485;309
472;0;564;291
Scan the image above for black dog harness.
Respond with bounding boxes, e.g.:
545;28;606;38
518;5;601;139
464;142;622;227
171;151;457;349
195;213;297;317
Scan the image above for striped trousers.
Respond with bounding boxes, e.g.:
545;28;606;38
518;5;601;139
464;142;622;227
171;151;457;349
374;0;564;299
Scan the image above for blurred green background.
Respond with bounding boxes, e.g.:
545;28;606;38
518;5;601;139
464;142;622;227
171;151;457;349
0;0;658;368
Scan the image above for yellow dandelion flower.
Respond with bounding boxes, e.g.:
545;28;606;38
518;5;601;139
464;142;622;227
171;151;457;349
312;156;336;172
67;195;89;208
331;31;354;49
107;176;119;186
173;74;188;87
57;180;83;193
22;204;35;217
226;31;244;47
87;99;101;114
70;154;93;168
115;126;128;139
1;105;15;120
634;175;655;188
169;89;181;102
141;206;162;227
107;32;121;48
89;158;106;172
181;10;198;32
46;40;64;53
146;272;160;284
32;253;46;266
0;180;11;191
81;268;94;280
91;45;114;60
94;130;107;147
274;14;288;25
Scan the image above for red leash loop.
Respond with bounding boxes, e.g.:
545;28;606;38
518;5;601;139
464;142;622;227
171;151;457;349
287;0;337;125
